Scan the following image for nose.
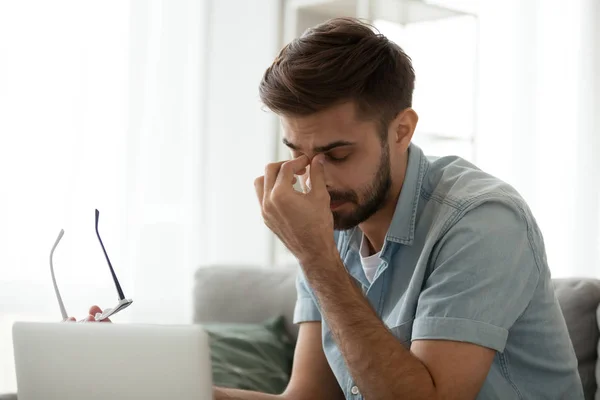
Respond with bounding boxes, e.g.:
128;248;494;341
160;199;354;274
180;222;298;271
304;155;332;190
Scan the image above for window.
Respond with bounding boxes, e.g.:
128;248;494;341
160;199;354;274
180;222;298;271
0;2;131;392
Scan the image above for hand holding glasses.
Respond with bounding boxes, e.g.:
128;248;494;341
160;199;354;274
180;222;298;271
50;209;133;322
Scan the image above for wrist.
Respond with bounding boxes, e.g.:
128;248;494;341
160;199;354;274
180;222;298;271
298;242;341;270
213;387;229;400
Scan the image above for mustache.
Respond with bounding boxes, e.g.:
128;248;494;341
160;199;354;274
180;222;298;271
328;190;358;203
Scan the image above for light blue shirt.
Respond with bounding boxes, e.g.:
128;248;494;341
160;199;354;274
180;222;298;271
294;143;583;399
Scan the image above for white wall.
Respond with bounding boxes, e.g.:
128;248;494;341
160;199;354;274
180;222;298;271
0;0;285;391
125;0;285;325
476;0;600;277
202;0;283;268
125;0;210;324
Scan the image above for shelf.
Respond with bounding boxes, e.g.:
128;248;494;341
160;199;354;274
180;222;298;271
288;0;475;27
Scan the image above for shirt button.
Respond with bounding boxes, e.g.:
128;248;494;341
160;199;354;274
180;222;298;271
351;385;360;395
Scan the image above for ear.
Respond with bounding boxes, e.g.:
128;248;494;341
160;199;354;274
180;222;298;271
389;108;418;151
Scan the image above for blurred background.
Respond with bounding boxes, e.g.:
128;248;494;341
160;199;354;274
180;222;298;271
0;0;598;392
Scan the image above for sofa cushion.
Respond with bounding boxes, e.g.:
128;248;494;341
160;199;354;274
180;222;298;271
553;278;600;400
194;265;298;339
193;268;600;398
204;316;294;394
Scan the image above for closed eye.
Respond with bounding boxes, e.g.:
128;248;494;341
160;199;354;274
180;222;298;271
326;153;349;163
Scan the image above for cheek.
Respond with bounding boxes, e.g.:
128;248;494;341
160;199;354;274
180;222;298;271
320;163;351;191
303;159;372;192
327;163;375;194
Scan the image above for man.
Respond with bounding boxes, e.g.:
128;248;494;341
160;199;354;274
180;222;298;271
81;17;582;399
215;17;583;400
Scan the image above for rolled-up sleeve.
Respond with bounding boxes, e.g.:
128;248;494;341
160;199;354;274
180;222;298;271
293;269;322;323
413;201;541;352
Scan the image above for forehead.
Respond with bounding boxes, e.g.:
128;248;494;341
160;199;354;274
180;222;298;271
281;102;377;150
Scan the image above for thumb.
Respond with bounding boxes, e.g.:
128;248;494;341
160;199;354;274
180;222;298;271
89;305;103;316
309;155;327;194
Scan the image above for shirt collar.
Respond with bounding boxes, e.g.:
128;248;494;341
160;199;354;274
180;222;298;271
385;142;427;246
344;142;428;253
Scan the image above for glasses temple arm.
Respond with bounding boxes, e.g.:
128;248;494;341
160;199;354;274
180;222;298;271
95;209;125;301
50;229;68;320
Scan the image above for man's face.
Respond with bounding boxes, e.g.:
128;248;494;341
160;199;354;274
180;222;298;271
281;102;392;230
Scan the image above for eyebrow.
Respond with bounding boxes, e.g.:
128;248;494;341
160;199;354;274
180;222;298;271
282;138;355;153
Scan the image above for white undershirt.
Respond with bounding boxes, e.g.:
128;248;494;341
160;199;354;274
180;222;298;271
359;234;382;283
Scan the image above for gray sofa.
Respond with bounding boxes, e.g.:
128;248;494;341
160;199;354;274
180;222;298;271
193;266;600;400
3;267;600;400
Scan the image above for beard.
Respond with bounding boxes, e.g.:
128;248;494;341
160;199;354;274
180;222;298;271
329;143;392;231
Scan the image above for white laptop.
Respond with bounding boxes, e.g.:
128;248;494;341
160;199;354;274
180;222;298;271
12;321;213;400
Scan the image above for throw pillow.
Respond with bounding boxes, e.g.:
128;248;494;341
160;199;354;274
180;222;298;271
203;316;295;394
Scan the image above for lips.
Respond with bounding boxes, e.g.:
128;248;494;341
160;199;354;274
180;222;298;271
330;201;346;210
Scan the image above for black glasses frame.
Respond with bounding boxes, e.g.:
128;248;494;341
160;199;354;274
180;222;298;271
50;209;132;321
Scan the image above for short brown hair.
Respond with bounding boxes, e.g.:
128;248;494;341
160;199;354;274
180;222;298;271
259;17;415;134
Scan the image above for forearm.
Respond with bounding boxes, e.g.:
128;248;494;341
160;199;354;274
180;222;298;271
302;254;437;400
214;387;283;400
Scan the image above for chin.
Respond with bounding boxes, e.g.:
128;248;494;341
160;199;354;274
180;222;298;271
333;213;362;231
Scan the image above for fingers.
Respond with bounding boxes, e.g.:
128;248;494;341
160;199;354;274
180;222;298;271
89;305;103;315
254;176;265;206
292;175;308;193
63;305;111;323
88;305;112;322
296;166;308;193
264;161;284;194
65;316;92;323
308;155;328;195
256;157;309;204
275;155;310;189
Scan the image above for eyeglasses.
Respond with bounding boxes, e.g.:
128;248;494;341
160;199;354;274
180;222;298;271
50;209;133;321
